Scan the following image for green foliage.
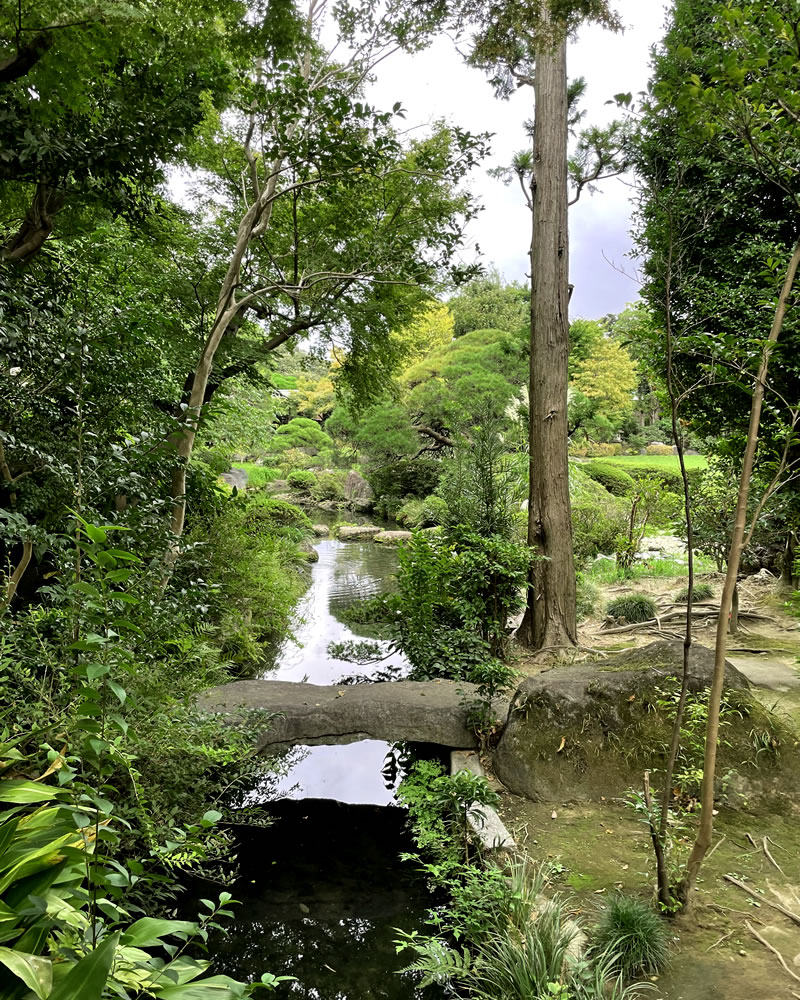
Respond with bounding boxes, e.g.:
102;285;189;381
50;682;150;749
447;270;529;337
287;469;316;492
436;415;524;537
397;495;449;529
0;517;292;997
396;527;529;670
674;582;713;603
590;896;670;979
569;467;628;564
232;464;282;488
200;495;311;665
576;573;600;623
272;418;332;456
605;594;658;624
582;462;635;496
310;470;346;502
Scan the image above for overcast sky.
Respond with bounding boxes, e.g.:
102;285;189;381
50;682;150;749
367;0;672;319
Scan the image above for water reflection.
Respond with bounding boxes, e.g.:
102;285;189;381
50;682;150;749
188;803;443;1000
267;741;399;806
267;540;407;685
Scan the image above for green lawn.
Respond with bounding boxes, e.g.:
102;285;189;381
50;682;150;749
597;453;707;471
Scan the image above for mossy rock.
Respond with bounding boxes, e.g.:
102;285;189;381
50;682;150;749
493;641;798;812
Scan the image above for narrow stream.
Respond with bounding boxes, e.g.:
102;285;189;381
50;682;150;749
190;526;441;998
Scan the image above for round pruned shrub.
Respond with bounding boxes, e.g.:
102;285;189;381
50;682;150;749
674;582;713;603
241;497;312;535
591;895;670;979
310;470;345;502
582;461;636;497
606;593;658;624
287;469;316;492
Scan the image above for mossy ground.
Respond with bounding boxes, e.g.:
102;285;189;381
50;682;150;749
496;796;800;999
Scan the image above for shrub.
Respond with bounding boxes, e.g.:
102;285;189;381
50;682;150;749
583;461;636;496
310;470;345;501
367;458;443;506
570;467;627;563
646;443;674;456
576;573;600;622
606;593;658;623
591;896;669;979
272;416;331;454
288;468;316;492
674;582;713;603
240;496;312;535
585;441;622;457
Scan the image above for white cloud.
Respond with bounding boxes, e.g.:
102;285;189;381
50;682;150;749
367;0;671;318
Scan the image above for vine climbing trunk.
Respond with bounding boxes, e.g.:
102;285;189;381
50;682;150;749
518;9;577;652
682;237;800;909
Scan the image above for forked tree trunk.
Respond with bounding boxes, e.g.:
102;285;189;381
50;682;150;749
682;237;800;909
518;12;577;651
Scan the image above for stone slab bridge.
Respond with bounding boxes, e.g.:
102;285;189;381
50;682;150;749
197;679;509;750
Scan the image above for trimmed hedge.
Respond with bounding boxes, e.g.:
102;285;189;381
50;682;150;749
582;461;636;496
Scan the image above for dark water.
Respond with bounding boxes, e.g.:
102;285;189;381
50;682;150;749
202;530;440;999
190;802;443;999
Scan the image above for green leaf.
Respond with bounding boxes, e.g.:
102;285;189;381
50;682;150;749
48;932;119;1000
0;947;52;999
120;917;198;948
155;975;249;998
0;781;59;804
84;524;107;544
107;680;127;704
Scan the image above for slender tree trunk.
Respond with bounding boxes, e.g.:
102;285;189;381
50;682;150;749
518;11;577;652
780;531;796;590
729;581;739;634
654;244;695;909
682;237;800;909
2;182;65;262
2;540;33;610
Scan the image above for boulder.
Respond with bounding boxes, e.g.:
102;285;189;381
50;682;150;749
344;470;373;502
373;530;412;545
220;467;249;490
298;540;319;563
494;641;751;802
312;524;330;537
198;679;509;750
337;525;381;541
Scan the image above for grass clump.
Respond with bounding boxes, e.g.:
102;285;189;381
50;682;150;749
606;594;658;624
591;895;669;979
674;582;713;603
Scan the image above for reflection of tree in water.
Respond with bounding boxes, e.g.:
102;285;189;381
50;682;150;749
211;910;436;999
184;801;444;1000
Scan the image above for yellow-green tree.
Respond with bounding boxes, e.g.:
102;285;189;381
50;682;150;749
569;338;638;440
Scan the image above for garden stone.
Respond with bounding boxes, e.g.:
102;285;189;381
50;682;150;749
312;524;330;537
373;530;412;545
337;525;381;540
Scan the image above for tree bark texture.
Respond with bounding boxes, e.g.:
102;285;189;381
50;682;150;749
682;237;800;907
518;15;577;651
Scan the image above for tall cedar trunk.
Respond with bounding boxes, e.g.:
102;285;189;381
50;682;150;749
518;16;577;651
682;237;800;909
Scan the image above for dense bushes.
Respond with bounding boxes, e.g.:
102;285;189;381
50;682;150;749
582;461;636;496
569;466;627;564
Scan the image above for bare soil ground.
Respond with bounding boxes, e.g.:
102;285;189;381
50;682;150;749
499;572;800;998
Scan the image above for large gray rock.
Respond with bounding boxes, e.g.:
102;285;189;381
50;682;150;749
344;470;373;502
220;467;249;490
311;524;330;537
198;679;509;750
494;641;750;802
373;530;412;545
337;525;381;541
